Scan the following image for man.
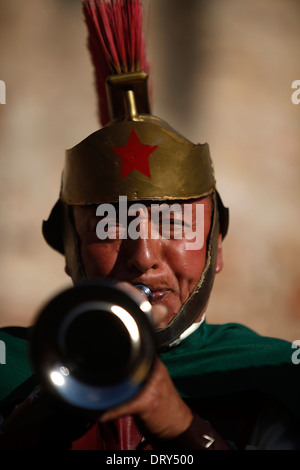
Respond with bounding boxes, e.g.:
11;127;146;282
68;196;229;449
1;0;300;450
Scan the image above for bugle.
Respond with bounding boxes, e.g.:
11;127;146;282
30;280;156;412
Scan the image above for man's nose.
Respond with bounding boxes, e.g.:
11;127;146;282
125;236;161;274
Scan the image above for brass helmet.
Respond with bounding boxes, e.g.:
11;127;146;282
43;0;229;350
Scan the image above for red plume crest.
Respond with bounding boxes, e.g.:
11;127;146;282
82;0;150;127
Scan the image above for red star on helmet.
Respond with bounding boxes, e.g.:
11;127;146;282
111;129;158;179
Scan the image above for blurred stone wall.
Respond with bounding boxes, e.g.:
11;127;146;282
0;0;299;342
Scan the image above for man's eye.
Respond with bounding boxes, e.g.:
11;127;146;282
96;220;127;240
157;219;181;238
170;219;186;226
104;222;117;231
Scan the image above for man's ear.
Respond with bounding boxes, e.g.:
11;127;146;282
215;233;223;274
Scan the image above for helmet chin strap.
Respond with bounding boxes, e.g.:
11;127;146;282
61;193;220;351
155;192;220;351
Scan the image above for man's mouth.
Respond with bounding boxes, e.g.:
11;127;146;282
150;289;170;304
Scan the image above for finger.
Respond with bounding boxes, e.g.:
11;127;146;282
99;359;163;423
98;389;146;423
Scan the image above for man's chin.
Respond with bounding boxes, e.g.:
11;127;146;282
153;307;177;330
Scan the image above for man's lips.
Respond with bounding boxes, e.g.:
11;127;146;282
150;289;171;304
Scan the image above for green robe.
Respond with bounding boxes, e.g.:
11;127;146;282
160;321;300;419
0;322;299;447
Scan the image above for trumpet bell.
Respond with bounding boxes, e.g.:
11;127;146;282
30;280;155;412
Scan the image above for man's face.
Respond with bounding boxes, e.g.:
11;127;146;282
72;197;222;328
